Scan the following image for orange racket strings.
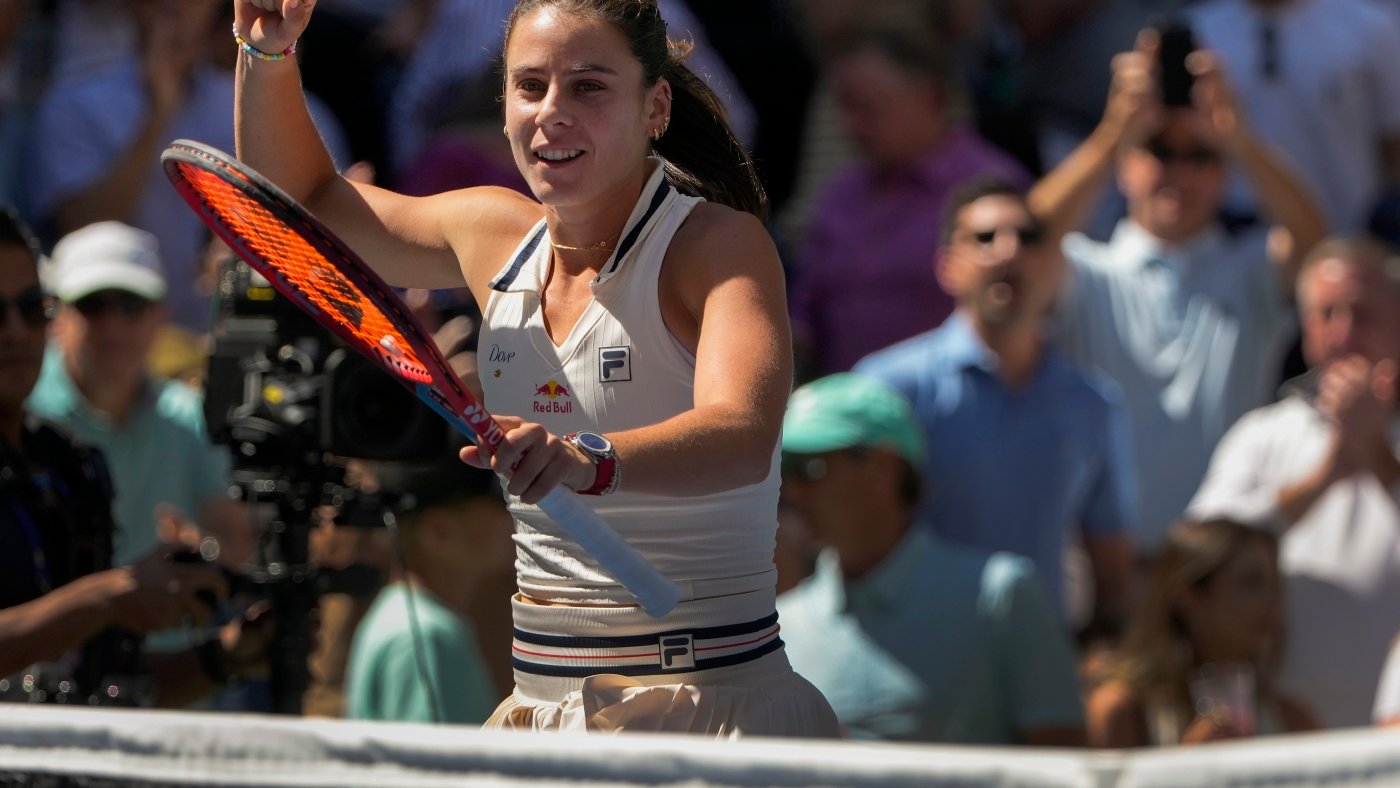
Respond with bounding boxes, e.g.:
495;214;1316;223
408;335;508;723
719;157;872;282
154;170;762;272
177;162;433;384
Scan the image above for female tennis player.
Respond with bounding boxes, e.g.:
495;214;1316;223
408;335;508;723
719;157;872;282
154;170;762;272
233;0;837;736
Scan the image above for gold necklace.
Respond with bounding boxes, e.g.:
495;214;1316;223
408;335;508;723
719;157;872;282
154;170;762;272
550;239;615;252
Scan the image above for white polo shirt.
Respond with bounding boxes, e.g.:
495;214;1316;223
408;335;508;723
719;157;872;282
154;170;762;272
1190;395;1400;728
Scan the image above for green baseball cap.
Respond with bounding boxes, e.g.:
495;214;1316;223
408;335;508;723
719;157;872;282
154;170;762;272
782;374;925;466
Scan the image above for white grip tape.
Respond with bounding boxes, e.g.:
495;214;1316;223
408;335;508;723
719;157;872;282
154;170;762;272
537;486;683;617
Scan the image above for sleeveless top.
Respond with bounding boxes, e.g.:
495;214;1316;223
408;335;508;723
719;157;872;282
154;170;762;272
479;160;782;607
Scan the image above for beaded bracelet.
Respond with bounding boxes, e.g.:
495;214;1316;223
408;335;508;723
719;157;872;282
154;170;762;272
232;26;297;62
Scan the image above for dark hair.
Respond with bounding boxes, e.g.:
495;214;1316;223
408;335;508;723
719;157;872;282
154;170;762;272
504;0;768;220
0;206;41;270
939;178;1028;246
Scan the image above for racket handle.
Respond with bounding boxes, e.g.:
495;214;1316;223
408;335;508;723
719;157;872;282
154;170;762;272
536;487;682;617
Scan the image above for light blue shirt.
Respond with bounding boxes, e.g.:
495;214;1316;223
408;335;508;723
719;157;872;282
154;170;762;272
27;346;231;566
346;583;499;725
777;528;1084;743
1057;220;1293;552
855;314;1135;616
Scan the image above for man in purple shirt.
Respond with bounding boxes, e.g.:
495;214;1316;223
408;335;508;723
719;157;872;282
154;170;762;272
790;27;1029;378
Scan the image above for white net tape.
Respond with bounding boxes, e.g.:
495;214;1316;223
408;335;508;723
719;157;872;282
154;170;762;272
0;705;1397;787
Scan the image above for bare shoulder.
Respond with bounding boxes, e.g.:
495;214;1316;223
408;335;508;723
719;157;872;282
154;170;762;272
668;202;779;276
431;186;546;292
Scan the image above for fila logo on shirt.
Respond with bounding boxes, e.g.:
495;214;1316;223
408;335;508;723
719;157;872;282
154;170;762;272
600;346;632;382
660;634;695;670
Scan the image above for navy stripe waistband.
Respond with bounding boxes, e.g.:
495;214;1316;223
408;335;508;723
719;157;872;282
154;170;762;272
512;612;778;649
511;612;783;678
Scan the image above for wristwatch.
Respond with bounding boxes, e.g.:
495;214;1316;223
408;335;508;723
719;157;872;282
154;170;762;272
564;431;619;495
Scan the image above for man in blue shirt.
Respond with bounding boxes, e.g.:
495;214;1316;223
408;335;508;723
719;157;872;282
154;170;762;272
855;180;1134;637
777;374;1085;744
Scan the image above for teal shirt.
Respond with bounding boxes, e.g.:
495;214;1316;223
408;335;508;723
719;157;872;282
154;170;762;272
345;583;499;725
777;528;1084;744
27;346;231;566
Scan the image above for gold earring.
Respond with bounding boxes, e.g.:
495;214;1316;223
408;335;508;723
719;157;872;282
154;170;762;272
503;126;509;137
650;127;663;141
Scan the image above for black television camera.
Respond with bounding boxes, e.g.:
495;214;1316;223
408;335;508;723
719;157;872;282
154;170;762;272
204;258;452;713
204;260;448;468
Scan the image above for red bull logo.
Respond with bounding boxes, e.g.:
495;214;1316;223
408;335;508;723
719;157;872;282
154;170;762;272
533;380;570;399
531;379;574;413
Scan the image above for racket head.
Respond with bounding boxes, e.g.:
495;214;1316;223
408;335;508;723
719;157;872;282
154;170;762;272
160;139;498;448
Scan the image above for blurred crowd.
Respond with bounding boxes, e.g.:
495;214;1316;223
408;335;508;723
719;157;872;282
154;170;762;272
1;0;1400;751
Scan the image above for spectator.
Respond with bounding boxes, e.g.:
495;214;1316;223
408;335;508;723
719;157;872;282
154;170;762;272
1189;236;1400;728
1087;518;1317;746
791;27;1029;378
0;206;257;709
29;0;348;334
777;373;1085;745
1029;32;1326;555
27;221;250;569
778;0;982;249
855;180;1134;633
1187;0;1400;232
345;460;514;725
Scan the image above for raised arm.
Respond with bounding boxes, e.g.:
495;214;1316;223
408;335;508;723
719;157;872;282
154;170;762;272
1189;52;1326;289
51;9;195;236
233;0;537;292
1029;31;1161;246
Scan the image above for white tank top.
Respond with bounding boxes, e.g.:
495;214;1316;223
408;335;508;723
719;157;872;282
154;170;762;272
479;161;782;606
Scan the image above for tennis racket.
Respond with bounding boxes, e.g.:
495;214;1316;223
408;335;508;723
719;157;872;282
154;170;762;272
161;139;681;617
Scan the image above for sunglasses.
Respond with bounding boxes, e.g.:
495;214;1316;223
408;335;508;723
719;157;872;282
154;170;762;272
0;286;54;329
72;290;153;318
1144;142;1222;166
964;224;1044;248
780;447;869;483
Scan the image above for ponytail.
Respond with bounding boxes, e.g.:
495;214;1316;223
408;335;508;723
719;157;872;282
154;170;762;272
654;52;768;221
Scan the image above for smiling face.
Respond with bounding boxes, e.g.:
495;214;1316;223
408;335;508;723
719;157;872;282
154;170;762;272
502;7;670;212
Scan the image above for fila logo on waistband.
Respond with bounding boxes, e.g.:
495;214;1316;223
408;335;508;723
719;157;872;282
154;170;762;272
600;346;632;382
660;634;695;670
